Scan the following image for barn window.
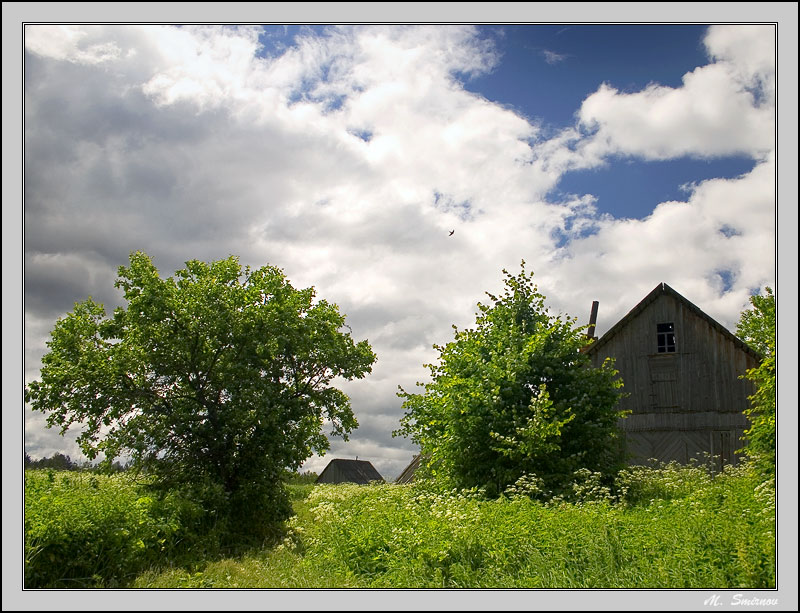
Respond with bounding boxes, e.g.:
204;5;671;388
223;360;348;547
657;323;676;353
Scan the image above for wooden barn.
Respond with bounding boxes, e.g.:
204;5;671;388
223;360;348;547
585;282;760;469
315;458;384;484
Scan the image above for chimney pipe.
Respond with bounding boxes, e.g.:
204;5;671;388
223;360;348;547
587;301;599;339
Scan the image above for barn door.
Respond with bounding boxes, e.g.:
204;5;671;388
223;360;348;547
711;430;733;472
648;355;679;409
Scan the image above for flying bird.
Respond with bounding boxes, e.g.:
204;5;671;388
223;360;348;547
449;230;455;236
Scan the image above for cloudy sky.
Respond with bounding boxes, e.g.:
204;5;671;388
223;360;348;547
15;17;788;481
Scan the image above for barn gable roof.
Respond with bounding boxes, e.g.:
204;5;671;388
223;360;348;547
586;282;761;361
395;454;422;484
315;458;384;484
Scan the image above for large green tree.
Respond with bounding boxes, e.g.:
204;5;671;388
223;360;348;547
736;287;776;477
394;264;625;498
26;252;376;536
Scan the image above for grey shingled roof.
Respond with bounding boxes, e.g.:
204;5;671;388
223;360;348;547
315;458;384;484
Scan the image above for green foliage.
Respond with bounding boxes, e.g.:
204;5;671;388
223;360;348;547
25;251;376;541
614;459;714;507
25;452;129;472
24;469;203;587
736;287;775;477
30;465;774;590
266;468;773;589
283;469;319;485
395;263;625;497
283;471;319;502
24;452;81;471
737;287;775;356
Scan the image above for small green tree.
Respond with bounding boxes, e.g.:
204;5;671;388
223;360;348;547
394;263;625;498
25;251;376;540
736;287;775;477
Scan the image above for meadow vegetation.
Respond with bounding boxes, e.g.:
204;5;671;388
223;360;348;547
25;460;775;589
25;252;376;547
22;261;776;590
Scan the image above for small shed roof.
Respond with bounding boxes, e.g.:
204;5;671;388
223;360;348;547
315;458;384;484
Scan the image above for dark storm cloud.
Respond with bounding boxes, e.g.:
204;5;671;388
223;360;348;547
24;43;315;328
24;252;121;321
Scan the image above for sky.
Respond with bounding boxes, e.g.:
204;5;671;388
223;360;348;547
14;19;787;486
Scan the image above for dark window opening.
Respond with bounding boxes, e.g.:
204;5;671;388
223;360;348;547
657;322;676;353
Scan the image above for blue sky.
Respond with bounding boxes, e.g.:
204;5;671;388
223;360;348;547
466;25;712;122
460;25;759;220
553;155;756;220
19;22;780;485
258;24;760;220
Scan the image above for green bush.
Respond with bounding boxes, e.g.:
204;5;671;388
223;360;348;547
395;264;626;499
736;286;776;478
24;470;201;587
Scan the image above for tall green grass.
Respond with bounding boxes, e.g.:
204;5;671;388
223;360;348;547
287;464;774;589
26;463;775;589
24;469;212;587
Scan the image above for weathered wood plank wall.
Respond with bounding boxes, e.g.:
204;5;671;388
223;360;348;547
589;287;759;467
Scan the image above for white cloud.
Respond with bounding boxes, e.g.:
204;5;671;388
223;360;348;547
23;24;775;471
25;24;122;65
576;25;775;161
141;25;265;111
704;24;775;101
548;153;775;333
542;49;568;64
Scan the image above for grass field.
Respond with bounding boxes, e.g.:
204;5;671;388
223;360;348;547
24;463;775;589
